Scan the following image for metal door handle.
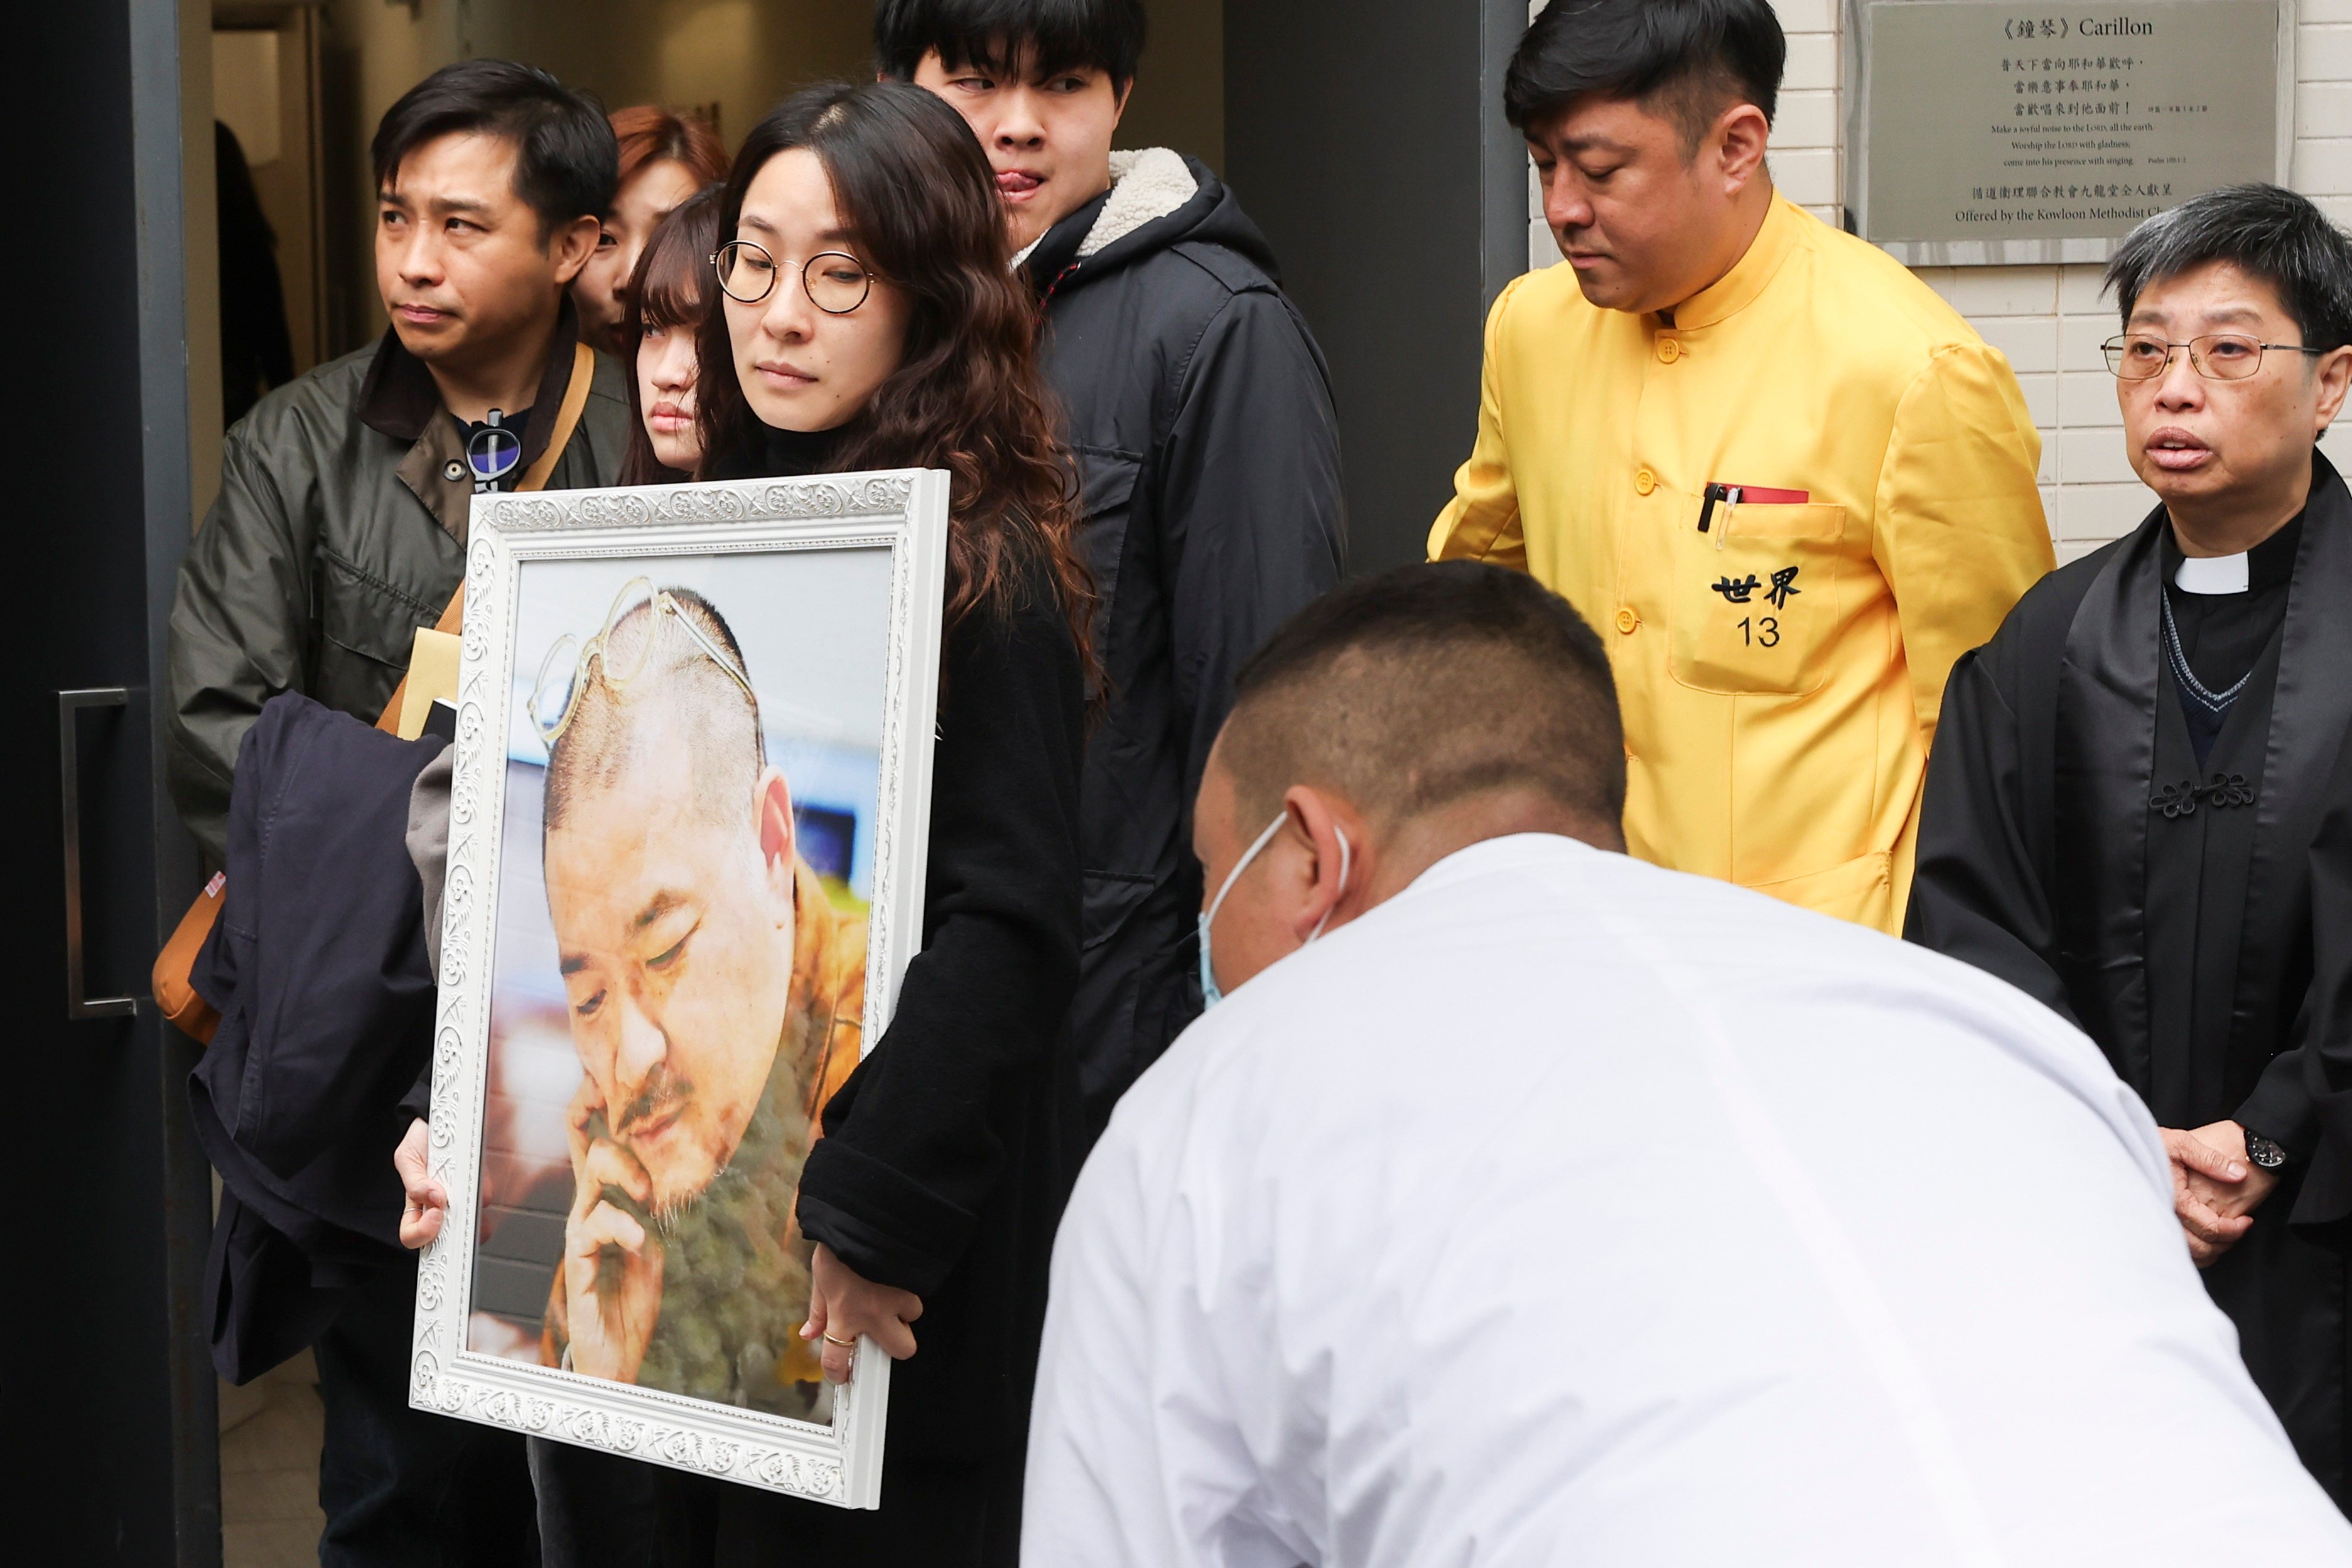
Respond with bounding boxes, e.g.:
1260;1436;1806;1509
60;689;137;1020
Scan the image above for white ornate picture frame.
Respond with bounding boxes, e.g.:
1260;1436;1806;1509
409;470;950;1508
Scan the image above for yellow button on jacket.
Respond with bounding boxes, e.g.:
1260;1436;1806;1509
1431;196;2053;933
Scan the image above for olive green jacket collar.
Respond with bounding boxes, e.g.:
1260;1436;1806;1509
357;296;586;544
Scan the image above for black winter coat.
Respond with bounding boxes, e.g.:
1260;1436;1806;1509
790;547;1087;1464
1022;149;1346;1130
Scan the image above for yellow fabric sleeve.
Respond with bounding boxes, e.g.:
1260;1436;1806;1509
1428;275;1528;568
1870;340;2054;745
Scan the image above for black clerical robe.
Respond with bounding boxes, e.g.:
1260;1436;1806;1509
1907;451;2352;1509
2294;731;2352;1246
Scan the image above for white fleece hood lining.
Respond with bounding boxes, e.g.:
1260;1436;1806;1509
1010;147;1198;269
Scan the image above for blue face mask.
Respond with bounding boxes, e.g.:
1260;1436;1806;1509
1197;813;1352;1009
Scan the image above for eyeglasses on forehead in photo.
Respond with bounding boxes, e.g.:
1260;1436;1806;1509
2101;333;2326;382
710;240;874;314
530;576;759;747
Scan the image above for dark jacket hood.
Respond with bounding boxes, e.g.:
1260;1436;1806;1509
1020;149;1280;298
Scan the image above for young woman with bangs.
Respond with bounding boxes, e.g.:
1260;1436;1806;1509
652;79;1091;1565
617;186;721;485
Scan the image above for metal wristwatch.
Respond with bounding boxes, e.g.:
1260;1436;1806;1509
2244;1130;2287;1171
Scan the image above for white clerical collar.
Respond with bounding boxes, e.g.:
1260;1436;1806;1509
2175;552;2251;594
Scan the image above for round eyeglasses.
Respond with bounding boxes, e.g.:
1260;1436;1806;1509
2102;333;2325;382
465;421;521;486
710;240;874;314
529;577;758;747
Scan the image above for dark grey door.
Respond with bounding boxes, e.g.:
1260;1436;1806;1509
1226;0;1532;574
7;1;217;1562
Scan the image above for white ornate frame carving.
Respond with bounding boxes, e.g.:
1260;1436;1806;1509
409;470;951;1509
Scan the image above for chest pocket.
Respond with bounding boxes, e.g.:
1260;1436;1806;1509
1667;497;1851;696
315;549;442;717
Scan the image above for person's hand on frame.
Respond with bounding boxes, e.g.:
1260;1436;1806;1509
802;1242;922;1384
394;1117;446;1248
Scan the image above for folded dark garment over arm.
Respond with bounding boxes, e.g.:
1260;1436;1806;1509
186;692;449;1378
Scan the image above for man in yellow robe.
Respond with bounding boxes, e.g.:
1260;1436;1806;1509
1432;0;2052;932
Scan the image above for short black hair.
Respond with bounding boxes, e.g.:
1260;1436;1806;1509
372;60;617;242
1217;562;1626;839
2106;183;2352;355
874;0;1148;91
1506;0;1783;150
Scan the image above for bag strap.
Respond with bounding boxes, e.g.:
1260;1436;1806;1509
370;342;591;731
516;341;596;494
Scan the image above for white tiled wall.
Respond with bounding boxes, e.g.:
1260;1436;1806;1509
1525;0;2352;563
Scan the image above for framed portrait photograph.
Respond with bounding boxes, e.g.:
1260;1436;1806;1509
407;470;950;1508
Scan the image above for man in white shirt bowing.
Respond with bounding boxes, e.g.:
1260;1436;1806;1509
1023;561;2351;1567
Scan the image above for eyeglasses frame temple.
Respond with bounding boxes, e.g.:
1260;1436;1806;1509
528;578;760;748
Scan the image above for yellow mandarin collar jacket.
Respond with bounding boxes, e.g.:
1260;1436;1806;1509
1432;196;2053;932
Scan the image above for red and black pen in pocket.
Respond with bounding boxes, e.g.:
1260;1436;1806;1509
1697;483;1810;533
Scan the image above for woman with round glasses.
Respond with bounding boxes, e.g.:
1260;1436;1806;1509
659;80;1090;1563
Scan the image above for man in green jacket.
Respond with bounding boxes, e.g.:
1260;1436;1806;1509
168;58;632;865
165;59;630;1565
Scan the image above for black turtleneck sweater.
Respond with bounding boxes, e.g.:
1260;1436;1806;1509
755;421;844;477
704;419;846;481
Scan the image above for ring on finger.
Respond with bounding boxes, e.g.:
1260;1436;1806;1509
823;1331;857;1348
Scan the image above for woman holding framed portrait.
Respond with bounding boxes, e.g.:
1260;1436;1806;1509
397;78;1088;1567
661;80;1092;1564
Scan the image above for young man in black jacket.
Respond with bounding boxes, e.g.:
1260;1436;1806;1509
882;0;1347;1131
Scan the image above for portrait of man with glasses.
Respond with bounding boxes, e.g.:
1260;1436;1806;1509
523;576;871;1423
1908;182;2352;1510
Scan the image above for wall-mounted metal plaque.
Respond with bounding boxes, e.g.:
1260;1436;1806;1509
1845;1;2292;266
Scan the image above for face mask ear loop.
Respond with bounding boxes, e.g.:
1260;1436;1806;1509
1206;812;1290;932
1198;811;1290;1011
1305;824;1352;943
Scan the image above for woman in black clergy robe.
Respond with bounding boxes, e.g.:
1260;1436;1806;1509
1907;185;2352;1511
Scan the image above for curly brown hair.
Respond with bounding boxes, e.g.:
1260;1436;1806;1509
695;81;1092;668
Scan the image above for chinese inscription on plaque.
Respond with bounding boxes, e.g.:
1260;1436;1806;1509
1853;2;2282;259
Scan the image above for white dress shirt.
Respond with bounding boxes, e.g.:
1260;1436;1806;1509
1025;835;2351;1566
